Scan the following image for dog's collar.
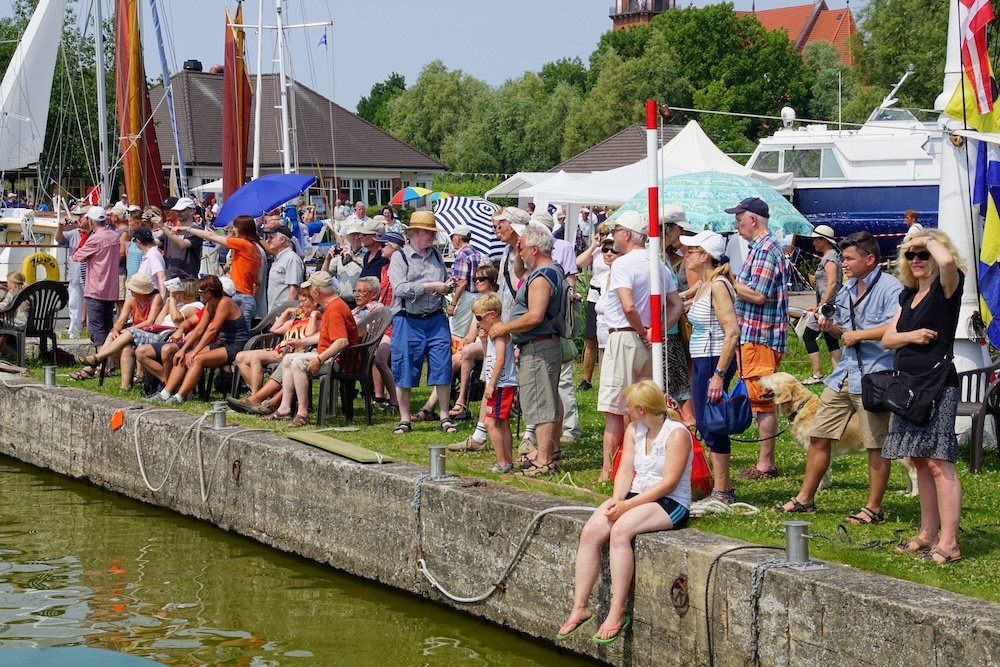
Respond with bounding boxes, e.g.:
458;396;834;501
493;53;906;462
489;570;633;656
788;400;810;423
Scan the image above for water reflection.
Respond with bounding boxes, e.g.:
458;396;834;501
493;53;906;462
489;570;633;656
0;458;583;666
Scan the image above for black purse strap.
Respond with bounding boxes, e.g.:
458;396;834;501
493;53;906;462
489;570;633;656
847;269;883;373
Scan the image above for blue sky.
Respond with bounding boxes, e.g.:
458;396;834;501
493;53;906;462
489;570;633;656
4;0;857;112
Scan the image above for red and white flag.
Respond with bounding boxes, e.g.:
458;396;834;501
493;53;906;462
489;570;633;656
961;0;996;114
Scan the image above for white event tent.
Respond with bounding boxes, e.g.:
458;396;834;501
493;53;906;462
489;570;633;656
520;120;794;206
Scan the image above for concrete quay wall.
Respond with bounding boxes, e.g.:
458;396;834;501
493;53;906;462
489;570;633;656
1;378;998;666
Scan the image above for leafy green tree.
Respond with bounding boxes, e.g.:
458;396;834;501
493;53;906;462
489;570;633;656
539;57;588;95
356;72;405;130
386;60;490;161
802;41;860;123
852;0;947;108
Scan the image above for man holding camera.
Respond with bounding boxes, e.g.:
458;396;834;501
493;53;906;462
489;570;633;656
778;231;903;523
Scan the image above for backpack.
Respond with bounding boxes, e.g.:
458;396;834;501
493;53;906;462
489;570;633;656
536;264;582;340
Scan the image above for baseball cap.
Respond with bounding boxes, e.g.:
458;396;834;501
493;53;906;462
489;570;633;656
679;230;727;260
85;206;107;222
530;211;554;231
171;197;196;211
614;210;647;235
127;204;142;213
161;196;179;210
109;203;128;217
266;225;293;240
451;225;473;238
219;276;236;296
660;204;687;227
131;227;154;245
374;230;405;246
724;197;769;218
304;270;333;288
493;206;530;227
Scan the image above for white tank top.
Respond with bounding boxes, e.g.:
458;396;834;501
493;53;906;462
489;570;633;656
629;419;693;509
687;278;733;359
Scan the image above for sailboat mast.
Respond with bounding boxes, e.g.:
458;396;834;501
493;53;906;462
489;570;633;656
149;0;187;195
252;0;264;180
274;0;292;174
94;0;110;204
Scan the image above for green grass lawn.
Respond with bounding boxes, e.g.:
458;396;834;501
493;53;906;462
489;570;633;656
16;333;1000;603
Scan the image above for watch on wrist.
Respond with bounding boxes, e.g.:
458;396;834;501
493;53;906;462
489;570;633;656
713;368;725;377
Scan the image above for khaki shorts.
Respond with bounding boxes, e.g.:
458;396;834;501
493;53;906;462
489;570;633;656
738;342;782;413
810;384;889;450
597;331;652;415
118;275;127;300
516;337;562;425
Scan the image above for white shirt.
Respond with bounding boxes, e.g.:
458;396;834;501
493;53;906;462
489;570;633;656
587;251;612;304
630;420;693;509
138;247;166;289
604;248;675;330
552;238;578;277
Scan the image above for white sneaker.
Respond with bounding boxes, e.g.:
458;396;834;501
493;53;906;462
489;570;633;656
517;436;535;455
165;394;183;404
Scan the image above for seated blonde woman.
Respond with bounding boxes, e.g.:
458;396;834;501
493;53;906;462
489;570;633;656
556;380;693;645
234;285;320;393
74;273;163;389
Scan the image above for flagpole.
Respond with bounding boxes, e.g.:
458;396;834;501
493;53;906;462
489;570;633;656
252;0;264;180
274;0;293;174
646;99;665;389
95;0;110;206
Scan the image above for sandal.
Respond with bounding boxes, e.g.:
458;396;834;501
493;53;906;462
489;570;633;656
919;546;962;566
440;419;458;434
774;497;816;513
392;421;412;435
448;402;471;421
845;506;884;525
516;460;559;477
69;366;98;381
895;537;935;555
802;374;825;385
288;414;309;428
77;354;99;367
412;408;437;422
263;411;293;422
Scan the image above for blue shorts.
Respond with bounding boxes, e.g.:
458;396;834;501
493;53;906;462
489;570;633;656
626;492;689;529
390;312;453;389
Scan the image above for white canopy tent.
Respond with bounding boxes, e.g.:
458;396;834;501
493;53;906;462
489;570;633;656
191;179;224;194
524;120;794;206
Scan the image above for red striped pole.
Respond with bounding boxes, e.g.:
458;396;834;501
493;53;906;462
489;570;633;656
646;99;665;389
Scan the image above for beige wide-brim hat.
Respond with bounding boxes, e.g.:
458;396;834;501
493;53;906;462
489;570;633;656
812;224;836;243
125;272;155;295
407;210;440;233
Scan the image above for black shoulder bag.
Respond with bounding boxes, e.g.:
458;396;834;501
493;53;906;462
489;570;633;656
859;282;951;426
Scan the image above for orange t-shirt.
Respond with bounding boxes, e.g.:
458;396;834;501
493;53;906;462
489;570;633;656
228;237;262;296
320;296;361;371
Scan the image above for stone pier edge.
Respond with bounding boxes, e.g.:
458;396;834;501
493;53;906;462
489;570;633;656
1;378;997;666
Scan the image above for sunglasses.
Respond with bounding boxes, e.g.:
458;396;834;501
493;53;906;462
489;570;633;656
602;247;619;254
475;312;495;322
904;250;931;261
473;276;490;282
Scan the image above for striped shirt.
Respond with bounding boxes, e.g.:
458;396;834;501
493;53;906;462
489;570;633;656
735;233;788;352
687;278;733;358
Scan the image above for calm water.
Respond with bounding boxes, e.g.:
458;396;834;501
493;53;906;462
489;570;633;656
0;457;586;666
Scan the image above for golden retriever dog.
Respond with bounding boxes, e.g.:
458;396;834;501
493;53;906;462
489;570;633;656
759;372;917;496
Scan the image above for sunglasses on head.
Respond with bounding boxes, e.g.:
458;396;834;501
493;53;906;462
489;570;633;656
904;250;931;261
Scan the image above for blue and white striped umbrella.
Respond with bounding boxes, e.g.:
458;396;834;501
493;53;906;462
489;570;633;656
433;196;504;259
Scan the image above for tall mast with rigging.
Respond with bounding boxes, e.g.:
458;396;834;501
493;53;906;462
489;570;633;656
94;0;110;205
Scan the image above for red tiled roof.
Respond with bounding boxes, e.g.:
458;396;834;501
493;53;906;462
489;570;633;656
809;9;857;64
736;2;856;65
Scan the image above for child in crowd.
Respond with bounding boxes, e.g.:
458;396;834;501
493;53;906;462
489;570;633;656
472;294;517;474
0;271;28;361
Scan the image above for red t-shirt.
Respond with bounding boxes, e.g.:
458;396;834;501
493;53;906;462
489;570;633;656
319;296;360;371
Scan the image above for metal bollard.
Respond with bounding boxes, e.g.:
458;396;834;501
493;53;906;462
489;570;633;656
212;401;228;429
43;366;56;387
784;520;811;564
428;445;447;478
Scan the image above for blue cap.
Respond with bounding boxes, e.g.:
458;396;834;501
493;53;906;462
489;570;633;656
374;230;405;246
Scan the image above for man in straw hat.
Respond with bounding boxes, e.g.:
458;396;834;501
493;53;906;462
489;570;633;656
388;211;459;435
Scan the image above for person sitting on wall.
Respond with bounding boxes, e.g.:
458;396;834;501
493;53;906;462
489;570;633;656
556;380;692;645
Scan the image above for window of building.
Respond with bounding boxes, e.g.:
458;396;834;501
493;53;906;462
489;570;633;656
784;149;821;179
377;179;392;205
345;178;364;205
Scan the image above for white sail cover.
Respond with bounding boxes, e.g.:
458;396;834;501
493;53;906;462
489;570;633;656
0;0;67;170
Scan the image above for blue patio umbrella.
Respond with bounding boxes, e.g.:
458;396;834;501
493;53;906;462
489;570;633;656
214;173;317;229
609;171;814;237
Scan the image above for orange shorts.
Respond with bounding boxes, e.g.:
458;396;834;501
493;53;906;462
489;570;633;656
451;335;465;356
738;342;782;413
